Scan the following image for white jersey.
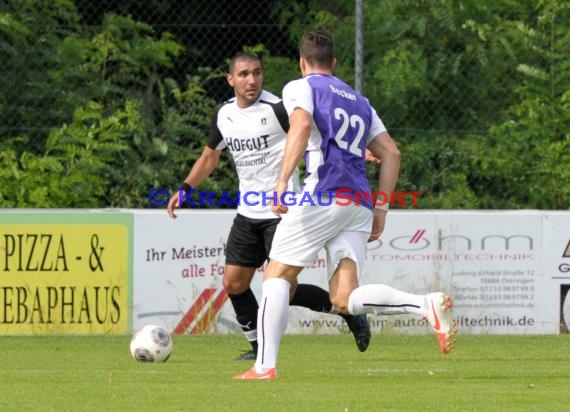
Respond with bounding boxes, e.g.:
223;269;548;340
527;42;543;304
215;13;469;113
208;90;300;219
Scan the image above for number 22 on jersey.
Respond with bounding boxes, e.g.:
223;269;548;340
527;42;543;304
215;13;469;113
333;107;365;157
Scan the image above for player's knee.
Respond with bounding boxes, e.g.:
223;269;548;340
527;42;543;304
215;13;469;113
222;265;255;294
222;277;249;295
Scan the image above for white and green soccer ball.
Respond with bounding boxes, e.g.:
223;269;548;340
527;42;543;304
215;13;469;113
130;325;173;362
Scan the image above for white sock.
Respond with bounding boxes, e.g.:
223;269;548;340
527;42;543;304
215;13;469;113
348;284;426;316
254;278;290;373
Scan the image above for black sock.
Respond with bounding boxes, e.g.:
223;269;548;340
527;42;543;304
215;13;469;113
228;288;258;350
290;283;333;313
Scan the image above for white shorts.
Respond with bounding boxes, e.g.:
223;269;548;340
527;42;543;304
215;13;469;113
269;201;372;280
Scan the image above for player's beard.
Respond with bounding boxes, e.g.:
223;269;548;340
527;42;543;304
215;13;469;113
242;88;260;105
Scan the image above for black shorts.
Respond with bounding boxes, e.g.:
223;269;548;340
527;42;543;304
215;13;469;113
225;213;280;268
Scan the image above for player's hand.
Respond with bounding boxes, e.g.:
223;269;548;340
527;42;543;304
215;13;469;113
368;209;387;242
271;181;289;217
272;203;289;217
166;192;181;219
365;149;382;165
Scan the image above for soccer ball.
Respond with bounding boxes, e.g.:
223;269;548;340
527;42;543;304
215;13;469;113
130;325;173;362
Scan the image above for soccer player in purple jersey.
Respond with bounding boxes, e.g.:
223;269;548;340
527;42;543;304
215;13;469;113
235;29;457;380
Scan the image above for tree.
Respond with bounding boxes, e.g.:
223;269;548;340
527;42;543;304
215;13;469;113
469;0;570;209
0;2;220;208
1;0;568;209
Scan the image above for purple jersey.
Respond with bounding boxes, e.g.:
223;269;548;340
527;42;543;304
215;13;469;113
282;74;387;209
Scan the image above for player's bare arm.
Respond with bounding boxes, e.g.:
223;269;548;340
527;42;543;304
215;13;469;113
166;146;221;219
367;131;400;241
272;107;311;217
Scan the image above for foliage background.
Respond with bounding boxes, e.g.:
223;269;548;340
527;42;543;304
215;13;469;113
0;0;568;209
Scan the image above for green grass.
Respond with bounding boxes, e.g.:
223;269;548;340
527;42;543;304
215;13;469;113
1;334;569;412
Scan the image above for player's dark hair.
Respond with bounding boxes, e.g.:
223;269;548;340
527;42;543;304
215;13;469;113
229;52;263;73
299;28;335;68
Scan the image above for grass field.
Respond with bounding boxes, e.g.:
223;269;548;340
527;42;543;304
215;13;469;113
1;333;569;412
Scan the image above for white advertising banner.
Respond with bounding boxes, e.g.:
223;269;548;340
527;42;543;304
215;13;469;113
133;210;569;336
542;212;570;333
133;210;234;334
361;211;544;334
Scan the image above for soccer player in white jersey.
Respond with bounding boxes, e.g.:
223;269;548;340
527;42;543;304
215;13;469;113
234;29;457;380
166;52;371;360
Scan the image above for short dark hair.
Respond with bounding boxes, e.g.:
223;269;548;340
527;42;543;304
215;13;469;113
228;52;262;73
299;28;335;68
